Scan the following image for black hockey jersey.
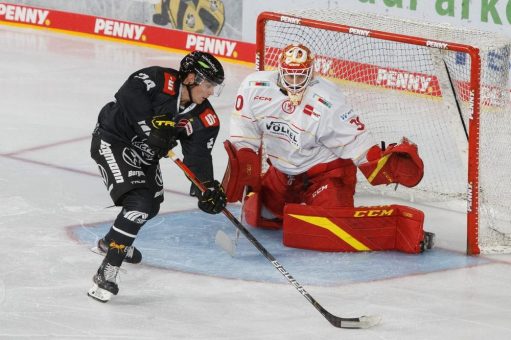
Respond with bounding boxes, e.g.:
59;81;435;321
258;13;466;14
94;66;220;183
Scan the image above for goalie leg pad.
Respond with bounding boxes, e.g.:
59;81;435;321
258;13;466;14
242;166;303;230
221;140;261;202
242;192;282;229
259;166;302;220
282;204;425;253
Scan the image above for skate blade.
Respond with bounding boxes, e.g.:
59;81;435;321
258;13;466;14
87;284;113;303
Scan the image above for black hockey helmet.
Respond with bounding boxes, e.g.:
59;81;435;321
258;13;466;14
179;51;225;86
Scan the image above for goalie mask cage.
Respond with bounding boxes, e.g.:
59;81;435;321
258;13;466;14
256;10;511;255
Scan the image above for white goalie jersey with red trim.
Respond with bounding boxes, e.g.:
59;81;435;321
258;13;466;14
229;71;375;175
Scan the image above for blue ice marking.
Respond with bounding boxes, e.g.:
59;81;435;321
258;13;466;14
71;205;491;285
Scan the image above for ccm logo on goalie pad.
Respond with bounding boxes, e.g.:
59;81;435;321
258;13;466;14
199;109;219;127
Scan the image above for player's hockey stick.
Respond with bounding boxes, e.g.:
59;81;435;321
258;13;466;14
167;149;380;329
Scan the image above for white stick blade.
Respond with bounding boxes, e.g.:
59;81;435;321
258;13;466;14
354;315;382;329
215;230;236;257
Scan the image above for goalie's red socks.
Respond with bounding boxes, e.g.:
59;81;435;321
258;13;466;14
359;138;424;188
283;203;428;254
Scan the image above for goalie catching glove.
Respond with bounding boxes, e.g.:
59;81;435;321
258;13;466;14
197;180;227;214
359;137;424;188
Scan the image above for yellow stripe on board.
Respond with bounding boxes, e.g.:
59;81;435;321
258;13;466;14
288;214;371;251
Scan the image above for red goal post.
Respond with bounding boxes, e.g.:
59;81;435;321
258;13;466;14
256;10;511;255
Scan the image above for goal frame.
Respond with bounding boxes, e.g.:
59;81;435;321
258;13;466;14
256;11;483;255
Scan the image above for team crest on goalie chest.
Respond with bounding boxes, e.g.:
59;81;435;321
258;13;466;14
281;100;296;114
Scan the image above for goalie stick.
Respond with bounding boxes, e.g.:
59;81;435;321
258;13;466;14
167;149;381;329
215;186;246;256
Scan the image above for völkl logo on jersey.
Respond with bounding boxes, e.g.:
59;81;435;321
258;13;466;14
265;121;300;147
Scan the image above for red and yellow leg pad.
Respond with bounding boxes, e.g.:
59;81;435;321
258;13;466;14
283;204;425;254
243;191;282;229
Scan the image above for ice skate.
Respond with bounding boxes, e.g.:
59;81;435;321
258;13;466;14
420;231;436;252
87;258;121;303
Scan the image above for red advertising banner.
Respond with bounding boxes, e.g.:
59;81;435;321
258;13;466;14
1;2;507;106
0;2;256;63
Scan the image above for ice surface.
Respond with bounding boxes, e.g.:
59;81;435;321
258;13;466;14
1;25;511;339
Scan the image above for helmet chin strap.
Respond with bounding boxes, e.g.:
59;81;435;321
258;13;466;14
181;81;198;108
186;84;195;103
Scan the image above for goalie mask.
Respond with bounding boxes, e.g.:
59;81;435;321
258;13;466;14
278;44;315;105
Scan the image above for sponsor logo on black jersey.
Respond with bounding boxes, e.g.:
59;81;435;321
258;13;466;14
128;170;144;177
99;140;124;184
163;72;176;95
199;109;219;128
151;115;177;128
122;148;143;169
123;210;149;224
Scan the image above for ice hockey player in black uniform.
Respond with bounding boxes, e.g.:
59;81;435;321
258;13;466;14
87;51;227;302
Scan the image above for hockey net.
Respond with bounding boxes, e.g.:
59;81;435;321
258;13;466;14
256;10;511;255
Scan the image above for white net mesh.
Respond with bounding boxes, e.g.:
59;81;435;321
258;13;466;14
259;9;511;254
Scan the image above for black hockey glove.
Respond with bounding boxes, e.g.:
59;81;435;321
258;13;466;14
197;180;227;214
147;115;193;159
147;128;178;159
